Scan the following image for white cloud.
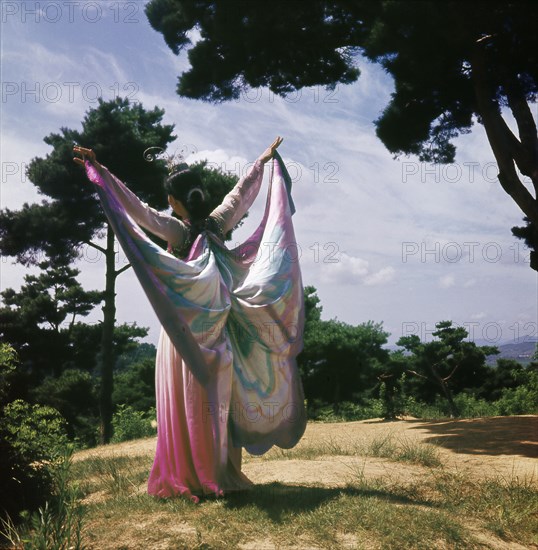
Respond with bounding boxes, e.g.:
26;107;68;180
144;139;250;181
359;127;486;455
471;312;487;320
439;275;456;289
364;266;395;286
315;252;394;287
319;252;369;285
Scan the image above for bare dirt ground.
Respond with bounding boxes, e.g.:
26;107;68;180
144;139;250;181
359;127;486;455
74;416;537;550
75;415;538;487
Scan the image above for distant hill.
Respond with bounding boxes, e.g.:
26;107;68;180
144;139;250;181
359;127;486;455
484;339;538;366
385;340;537;366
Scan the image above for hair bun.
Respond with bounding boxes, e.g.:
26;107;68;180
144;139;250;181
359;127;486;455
164;169;211;223
187;187;205;203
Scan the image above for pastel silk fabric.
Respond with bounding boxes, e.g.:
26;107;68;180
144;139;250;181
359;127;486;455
85;155;306;500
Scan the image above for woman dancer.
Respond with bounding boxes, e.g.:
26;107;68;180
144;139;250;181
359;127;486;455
74;138;305;501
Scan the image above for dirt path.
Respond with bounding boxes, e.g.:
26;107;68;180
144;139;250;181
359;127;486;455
75;416;538;486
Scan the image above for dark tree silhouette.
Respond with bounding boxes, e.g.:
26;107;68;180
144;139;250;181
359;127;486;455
145;0;538;269
0;97;174;443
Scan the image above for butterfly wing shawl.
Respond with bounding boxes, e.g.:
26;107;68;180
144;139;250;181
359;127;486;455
85;155;306;453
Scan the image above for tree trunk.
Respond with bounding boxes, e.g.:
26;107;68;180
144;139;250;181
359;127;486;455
333;376;341;415
441;381;459;419
99;225;117;444
471;42;538;228
431;366;459;418
383;379;397;421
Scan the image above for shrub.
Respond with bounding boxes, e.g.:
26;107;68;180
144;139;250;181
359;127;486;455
495;369;538;415
112;358;156;412
402;396;446;419
306;399;385;422
403;394;498;419
453;393;499;418
0;399;70;521
3;400;69;461
111;405;157;442
1;447;85;549
0;343;17;402
31;369;99;447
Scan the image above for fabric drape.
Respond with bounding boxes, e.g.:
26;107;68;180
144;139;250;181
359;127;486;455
85;154;306;499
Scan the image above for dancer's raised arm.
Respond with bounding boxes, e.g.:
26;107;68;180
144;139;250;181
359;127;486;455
73;146;187;247
209;137;283;235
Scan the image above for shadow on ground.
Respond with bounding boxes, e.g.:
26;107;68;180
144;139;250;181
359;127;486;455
218;482;434;521
406;416;538;458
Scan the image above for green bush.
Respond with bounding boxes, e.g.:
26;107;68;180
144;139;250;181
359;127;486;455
0;399;70;522
307;399;385;422
31;369;99;447
378;380;406;420
495;369;538;415
111;405;157;443
404;394;499;419
1;447;85;550
453;393;499;418
3;400;69;461
0;344;84;547
402;396;447;419
112;358;155;412
0;343;17;401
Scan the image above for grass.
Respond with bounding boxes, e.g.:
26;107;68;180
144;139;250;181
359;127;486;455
77;473;538;549
71;455;154;499
65;431;537;549
367;433;442;467
9;423;535;549
253;432;442;468
428;469;538;543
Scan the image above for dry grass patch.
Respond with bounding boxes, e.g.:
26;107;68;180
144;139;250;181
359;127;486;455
69;417;538;549
77;466;538;549
247;431;442;468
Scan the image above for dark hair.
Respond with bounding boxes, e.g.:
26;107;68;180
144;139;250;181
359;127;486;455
164;169;211;224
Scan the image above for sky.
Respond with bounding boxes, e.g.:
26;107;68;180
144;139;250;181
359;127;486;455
1;0;537;348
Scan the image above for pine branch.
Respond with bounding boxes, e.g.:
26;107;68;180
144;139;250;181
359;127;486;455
85;241;107;254
443;360;462;382
406;369;430;381
115;264;132;277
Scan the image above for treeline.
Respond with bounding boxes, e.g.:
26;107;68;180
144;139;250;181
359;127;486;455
1;280;537;450
299;287;537;422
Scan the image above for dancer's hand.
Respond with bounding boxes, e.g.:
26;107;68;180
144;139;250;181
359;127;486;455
73;145;102;172
258;136;283;163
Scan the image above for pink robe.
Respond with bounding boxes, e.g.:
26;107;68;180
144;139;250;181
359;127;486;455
85;155;305;502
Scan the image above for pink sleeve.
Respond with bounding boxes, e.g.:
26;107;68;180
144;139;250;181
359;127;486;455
95;164;188;247
209;159;264;234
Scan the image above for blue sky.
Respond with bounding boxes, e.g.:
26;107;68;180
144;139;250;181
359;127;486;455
1;0;537;347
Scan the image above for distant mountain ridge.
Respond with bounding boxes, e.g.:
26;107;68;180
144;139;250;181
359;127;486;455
385;339;537;366
484;339;537;365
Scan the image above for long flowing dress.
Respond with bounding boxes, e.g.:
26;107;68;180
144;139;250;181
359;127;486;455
85;154;306;502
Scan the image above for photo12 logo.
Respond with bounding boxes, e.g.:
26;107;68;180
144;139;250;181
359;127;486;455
1;2;140;24
202;159;339;185
401;321;537;344
233;85;340;105
1;82;139;104
401;160;535;186
401;161;500;184
202;400;301;424
401;241;530;264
